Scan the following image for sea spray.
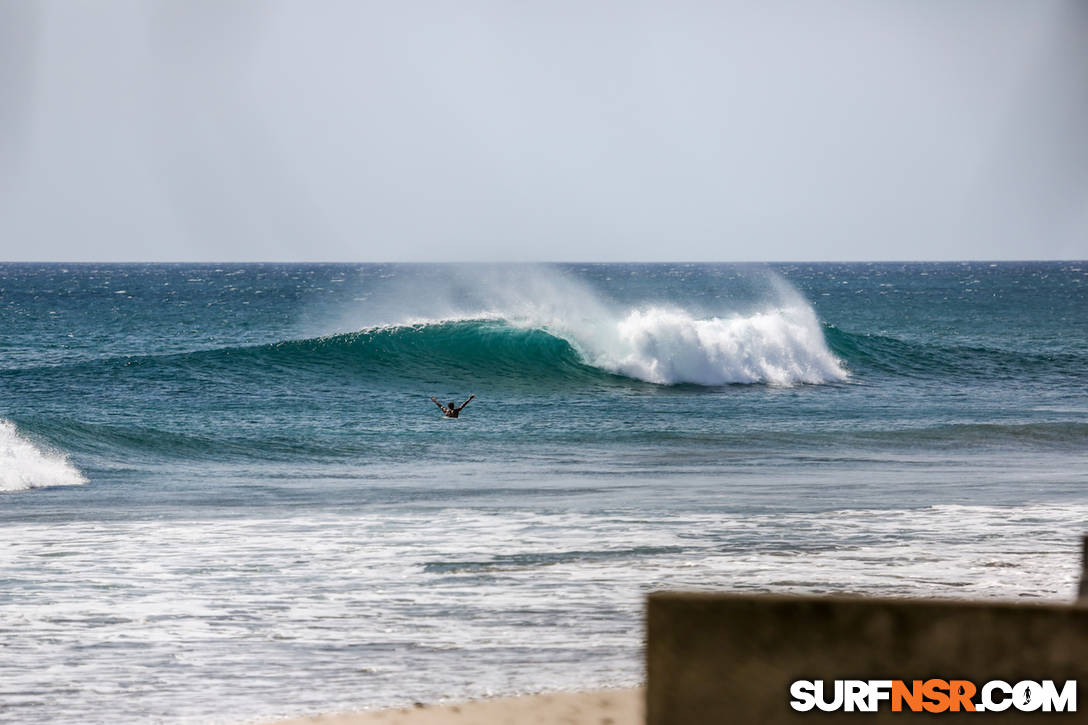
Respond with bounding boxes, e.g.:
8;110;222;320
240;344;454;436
0;419;87;492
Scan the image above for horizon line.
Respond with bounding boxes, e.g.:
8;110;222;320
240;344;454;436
1;259;1084;265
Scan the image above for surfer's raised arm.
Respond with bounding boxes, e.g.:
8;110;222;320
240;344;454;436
430;394;475;418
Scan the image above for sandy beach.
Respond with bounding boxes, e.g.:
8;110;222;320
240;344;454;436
262;688;642;725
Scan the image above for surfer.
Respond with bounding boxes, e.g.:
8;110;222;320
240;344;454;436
430;395;476;418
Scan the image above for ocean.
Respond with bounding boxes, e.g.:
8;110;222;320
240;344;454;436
1;262;1086;724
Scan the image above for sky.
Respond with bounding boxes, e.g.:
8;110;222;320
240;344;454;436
0;0;1085;262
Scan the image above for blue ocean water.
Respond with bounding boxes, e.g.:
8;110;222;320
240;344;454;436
1;262;1086;723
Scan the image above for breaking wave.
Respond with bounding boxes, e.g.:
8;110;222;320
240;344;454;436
71;306;848;388
0;418;87;492
2;267;851;387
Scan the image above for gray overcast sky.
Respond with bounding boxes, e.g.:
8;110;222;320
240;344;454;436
0;0;1085;262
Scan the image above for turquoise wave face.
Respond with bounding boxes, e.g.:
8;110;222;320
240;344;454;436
242;321;608;385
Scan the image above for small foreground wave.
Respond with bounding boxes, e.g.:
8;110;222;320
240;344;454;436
0;418;87;492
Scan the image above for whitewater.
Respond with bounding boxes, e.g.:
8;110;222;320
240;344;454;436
1;262;1085;724
0;418;86;492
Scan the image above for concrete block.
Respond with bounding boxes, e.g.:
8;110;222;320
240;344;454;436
646;592;1088;723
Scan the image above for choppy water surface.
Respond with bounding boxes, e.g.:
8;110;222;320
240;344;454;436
1;262;1086;723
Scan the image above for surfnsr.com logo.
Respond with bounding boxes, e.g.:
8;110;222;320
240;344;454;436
790;679;1077;713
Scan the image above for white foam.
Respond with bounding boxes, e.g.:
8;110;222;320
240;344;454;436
0;419;87;492
0;502;1081;723
578;305;848;386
